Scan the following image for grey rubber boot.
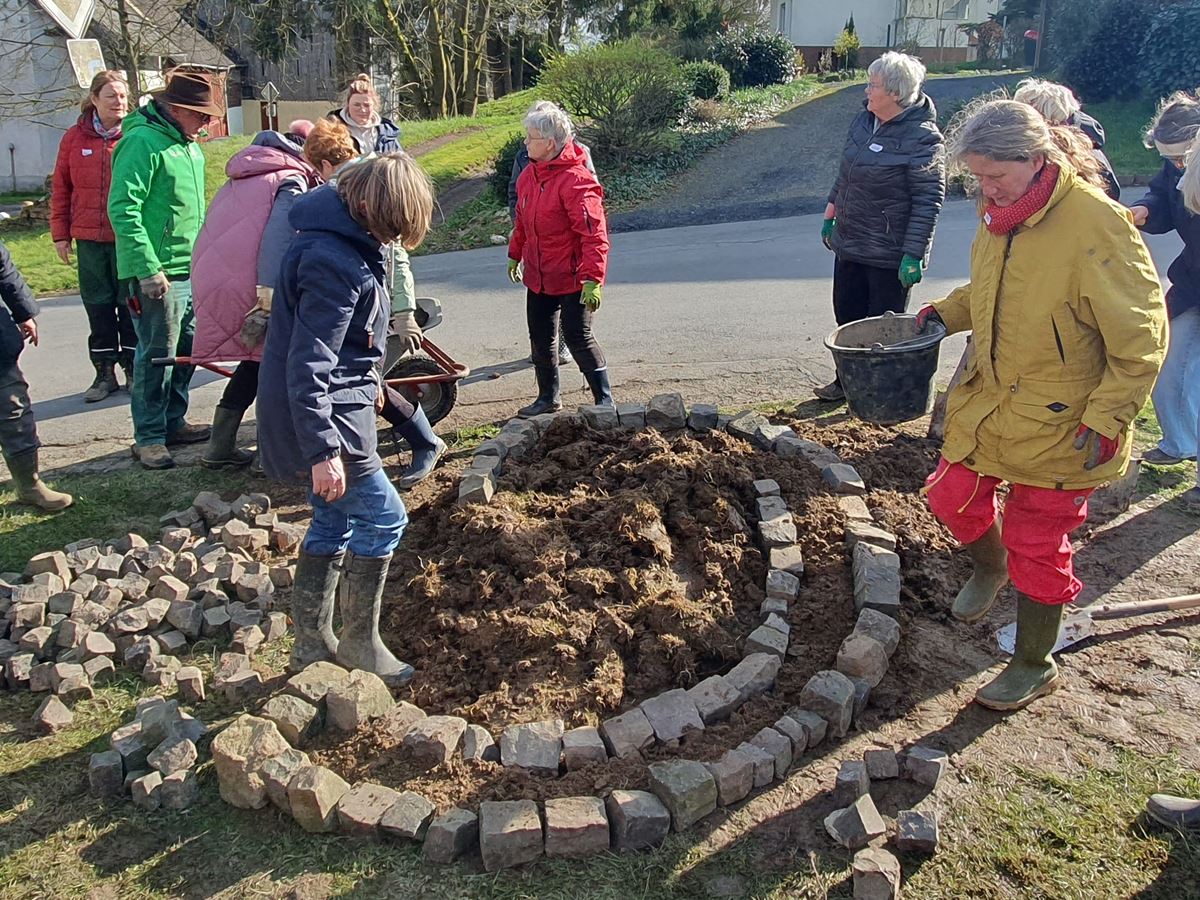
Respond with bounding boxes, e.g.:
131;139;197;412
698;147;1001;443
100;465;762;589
288;549;343;672
201;406;255;469
334;552;414;686
951;521;1009;623
4;449;73;511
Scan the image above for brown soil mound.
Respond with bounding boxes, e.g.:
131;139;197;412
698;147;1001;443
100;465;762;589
313;415;963;811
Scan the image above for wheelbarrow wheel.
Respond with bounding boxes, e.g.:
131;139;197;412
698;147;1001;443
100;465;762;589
385;355;457;427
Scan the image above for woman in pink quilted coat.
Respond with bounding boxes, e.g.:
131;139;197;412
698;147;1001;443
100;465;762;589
190;126;320;468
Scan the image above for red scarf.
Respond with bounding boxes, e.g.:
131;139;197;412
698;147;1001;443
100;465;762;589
983;162;1060;235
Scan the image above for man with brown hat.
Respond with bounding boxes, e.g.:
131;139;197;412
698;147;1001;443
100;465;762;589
108;67;225;469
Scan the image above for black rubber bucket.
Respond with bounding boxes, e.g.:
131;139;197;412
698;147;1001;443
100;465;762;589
824;311;947;424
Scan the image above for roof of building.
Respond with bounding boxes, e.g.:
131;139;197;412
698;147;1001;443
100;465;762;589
89;0;235;70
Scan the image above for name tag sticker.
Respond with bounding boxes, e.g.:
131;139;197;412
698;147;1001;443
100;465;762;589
869;143;883;152
82;148;93;156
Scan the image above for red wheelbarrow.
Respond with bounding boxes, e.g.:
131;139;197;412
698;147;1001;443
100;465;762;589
151;297;469;427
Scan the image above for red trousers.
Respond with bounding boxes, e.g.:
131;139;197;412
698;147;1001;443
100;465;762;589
924;458;1093;605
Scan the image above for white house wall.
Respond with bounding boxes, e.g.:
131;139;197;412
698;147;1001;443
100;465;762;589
773;0;896;47
0;0;86;189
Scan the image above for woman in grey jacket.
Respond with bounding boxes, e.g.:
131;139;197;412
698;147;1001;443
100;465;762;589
816;51;946;402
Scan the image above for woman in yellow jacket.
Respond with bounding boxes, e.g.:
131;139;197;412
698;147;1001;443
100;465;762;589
917;100;1167;711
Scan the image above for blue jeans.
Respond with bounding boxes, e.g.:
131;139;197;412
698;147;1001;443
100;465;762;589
303;468;407;557
130;278;195;446
1151;306;1200;478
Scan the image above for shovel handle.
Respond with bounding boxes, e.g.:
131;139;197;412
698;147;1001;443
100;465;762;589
1087;593;1200;621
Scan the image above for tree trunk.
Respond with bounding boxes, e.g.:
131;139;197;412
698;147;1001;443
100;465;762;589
113;0;143;93
514;31;525;91
373;0;434;117
500;27;513;95
546;0;564;53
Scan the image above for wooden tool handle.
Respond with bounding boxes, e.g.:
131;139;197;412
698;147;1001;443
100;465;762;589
1089;593;1200;620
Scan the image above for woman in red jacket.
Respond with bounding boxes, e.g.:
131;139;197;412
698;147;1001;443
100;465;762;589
507;101;613;416
50;70;134;402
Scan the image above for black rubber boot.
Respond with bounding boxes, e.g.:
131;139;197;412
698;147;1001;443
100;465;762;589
334;552;414;686
518;365;562;418
584;367;615;408
394;405;447;490
4;449;73;511
84;360;119;403
288;549;343;672
201;406;255;469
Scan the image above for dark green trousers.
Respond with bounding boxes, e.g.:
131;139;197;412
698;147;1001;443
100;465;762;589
129;277;195;447
76;240;136;364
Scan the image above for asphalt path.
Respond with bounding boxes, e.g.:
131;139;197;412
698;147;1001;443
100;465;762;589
12;192;1183;477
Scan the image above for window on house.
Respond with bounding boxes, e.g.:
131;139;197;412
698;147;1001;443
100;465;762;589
778;1;786;32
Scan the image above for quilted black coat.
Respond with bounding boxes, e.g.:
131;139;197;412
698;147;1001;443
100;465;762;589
828;95;946;269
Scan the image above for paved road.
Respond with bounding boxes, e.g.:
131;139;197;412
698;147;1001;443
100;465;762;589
611;73;1024;232
11;193;1182;477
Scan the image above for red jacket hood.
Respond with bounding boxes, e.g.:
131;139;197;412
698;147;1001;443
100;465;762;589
528;139;591;177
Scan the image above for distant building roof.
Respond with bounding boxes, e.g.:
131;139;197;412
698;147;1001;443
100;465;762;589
89;0;235;70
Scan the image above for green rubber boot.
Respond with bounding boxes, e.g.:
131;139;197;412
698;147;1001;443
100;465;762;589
975;594;1064;711
334;553;414;686
952;522;1009;623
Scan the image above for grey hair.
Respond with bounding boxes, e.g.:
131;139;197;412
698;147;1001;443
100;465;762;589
867;52;926;108
523;101;574;150
1182;136;1200;215
1013;78;1080;126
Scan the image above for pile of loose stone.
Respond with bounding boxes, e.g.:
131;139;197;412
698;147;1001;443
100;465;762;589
2;490;304;735
827;744;947;899
199;397;911;873
89;696;209;811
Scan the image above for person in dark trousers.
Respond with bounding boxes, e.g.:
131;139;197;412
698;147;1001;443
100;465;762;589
1013;78;1121;201
507;104;597;368
190;126;322;469
818;51;946;402
1128;92;1200;509
50;70;136;401
257;153;433;685
507;102;613;417
0;242;73;510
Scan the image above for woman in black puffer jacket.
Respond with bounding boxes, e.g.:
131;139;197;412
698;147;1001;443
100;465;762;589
816;51;946;402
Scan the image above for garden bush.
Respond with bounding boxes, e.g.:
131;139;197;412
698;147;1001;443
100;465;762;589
489;132;525;208
540;40;689;163
1141;2;1200;101
683;60;731;100
710;26;797;88
1061;0;1151;102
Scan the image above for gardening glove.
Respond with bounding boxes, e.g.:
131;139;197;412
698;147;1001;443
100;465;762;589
821;217;836;251
915;305;943;332
899;254;924;288
507;258;521;283
238;286;273;349
581;280;602;312
1074;425;1119;471
140;271;170;301
391;309;423;354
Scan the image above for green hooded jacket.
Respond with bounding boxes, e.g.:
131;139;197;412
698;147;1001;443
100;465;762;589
108;102;206;280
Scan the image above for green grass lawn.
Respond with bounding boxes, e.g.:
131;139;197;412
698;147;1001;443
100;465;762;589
1085;95;1161;177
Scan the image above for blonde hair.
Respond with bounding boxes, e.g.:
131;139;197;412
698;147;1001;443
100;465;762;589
1013;78;1080;126
303;118;357;170
1182;136;1200;215
343;73;380;111
80;70;127;116
337;152;434;249
949;99;1107;206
